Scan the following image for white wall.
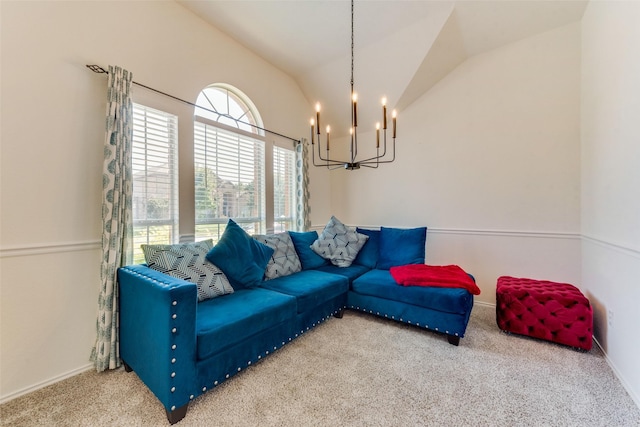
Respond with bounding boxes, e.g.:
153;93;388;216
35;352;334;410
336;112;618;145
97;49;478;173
0;0;320;402
581;0;640;406
2;0;639;411
329;22;582;304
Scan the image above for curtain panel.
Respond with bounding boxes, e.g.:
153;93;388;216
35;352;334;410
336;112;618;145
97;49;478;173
295;139;311;232
91;65;134;371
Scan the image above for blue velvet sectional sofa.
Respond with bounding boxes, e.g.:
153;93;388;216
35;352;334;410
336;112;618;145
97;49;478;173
118;220;475;424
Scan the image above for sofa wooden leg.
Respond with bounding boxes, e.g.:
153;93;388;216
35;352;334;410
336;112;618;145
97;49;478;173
166;403;189;425
447;335;460;346
334;308;344;319
122;361;133;372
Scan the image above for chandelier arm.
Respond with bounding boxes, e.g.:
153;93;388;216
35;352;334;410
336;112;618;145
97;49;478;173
357;136;392;164
311;140;352;167
312;155;349;169
357;138;397;165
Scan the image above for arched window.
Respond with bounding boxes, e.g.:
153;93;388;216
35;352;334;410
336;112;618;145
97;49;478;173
193;84;268;240
195;84;263;135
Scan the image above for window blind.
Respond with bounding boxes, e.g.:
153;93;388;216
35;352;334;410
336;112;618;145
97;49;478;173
273;145;296;233
194;121;265;241
132;103;179;263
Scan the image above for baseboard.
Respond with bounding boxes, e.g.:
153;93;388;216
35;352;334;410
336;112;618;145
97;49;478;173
473;300;495;309
592;337;640;410
477;301;640;412
0;364;94;405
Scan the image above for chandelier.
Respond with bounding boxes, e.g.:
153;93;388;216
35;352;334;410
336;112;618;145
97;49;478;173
310;0;397;170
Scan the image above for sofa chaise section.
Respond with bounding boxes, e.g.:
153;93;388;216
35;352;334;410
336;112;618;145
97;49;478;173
348;269;474;345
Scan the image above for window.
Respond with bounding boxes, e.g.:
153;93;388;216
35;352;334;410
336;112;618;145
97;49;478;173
194;84;266;241
194;122;265;240
131;104;179;263
273;146;296;232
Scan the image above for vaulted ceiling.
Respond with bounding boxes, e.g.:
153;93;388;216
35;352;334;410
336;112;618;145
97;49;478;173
178;1;587;136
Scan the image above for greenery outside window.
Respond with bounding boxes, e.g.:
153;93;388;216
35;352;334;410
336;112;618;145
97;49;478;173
194;85;266;241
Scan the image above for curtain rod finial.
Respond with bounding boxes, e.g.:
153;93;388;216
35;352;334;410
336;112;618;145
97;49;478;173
87;64;108;74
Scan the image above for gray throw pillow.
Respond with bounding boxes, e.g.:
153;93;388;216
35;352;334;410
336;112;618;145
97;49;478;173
311;216;369;267
253;232;302;280
141;240;233;302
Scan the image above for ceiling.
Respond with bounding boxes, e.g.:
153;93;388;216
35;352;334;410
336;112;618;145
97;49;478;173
178;0;587;136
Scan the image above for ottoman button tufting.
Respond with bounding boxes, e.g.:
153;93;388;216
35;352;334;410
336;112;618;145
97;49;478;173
496;276;593;351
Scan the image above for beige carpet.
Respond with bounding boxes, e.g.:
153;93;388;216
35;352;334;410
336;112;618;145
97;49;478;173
2;305;639;426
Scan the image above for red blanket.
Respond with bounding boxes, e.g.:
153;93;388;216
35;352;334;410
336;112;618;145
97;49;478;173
389;264;481;295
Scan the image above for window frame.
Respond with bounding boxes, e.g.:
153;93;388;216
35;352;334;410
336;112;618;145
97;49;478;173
193;115;267;241
131;103;180;263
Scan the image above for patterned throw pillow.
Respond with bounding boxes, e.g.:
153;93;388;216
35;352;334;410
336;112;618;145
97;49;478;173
253;232;302;280
141;240;234;302
311;216;369;267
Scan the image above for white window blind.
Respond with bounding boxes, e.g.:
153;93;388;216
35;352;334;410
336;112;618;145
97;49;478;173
273;145;296;233
194;121;265;241
132;103;179;263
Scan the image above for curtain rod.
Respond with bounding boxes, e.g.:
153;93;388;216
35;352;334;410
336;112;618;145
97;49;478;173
86;65;301;144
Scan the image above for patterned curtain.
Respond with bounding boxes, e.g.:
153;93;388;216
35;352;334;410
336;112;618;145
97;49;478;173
294;139;311;231
91;65;134;371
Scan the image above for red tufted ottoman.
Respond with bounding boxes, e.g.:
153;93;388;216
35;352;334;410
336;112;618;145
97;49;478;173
496;276;593;351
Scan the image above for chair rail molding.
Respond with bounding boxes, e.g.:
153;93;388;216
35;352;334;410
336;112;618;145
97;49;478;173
582;234;640;259
0;240;101;258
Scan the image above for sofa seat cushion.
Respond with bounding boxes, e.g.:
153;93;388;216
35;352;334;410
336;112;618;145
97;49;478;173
351;269;472;314
314;264;370;283
260;270;349;313
196;288;296;360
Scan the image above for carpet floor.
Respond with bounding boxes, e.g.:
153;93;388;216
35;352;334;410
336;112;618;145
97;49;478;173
2;304;639;426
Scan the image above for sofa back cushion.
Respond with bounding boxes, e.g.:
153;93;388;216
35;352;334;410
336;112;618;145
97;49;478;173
205;219;274;289
288;230;329;270
353;228;380;269
377;226;427;269
253;232;302;280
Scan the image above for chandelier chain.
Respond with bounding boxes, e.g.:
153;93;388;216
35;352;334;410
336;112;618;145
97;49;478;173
351;0;354;91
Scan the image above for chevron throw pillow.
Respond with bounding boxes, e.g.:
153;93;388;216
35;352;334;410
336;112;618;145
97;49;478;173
253;232;302;280
311;216;369;267
142;240;234;302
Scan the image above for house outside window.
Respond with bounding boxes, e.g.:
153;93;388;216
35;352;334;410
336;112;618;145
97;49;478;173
194;84;266;241
131;103;179;263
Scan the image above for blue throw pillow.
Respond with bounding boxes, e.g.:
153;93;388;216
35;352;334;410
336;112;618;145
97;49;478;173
288;230;329;270
377;226;427;270
205;219;274;289
353;228;380;269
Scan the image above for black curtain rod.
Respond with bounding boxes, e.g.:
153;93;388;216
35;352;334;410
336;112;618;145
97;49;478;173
86;65;301;144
